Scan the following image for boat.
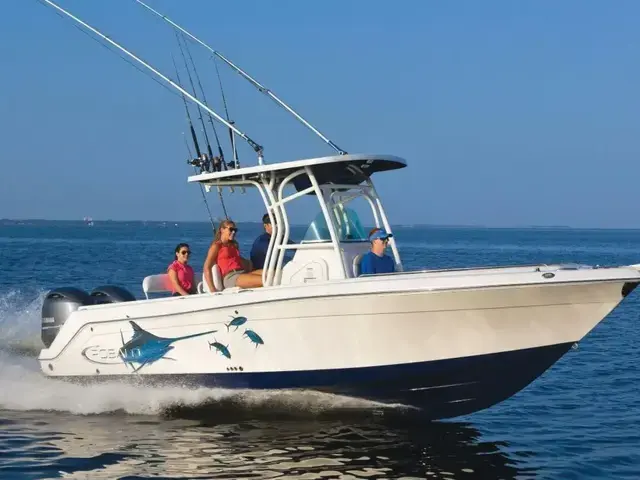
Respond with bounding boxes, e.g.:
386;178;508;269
35;1;640;420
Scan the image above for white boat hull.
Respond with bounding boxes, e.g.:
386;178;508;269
38;264;640;419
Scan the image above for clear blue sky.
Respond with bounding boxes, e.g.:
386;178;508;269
0;0;638;227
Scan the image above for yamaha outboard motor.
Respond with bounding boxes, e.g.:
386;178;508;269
41;287;93;348
90;285;136;304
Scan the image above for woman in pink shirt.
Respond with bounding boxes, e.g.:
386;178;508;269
167;243;196;296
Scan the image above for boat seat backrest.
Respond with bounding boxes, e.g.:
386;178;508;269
201;264;224;292
142;273;171;299
353;253;364;277
142;270;203;298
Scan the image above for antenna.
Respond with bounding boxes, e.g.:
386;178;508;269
134;0;347;156
38;0;265;163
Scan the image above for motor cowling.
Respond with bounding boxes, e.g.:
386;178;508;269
41;287;93;348
90;285;136;304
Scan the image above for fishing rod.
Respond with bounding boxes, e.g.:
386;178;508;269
178;32;228;172
38;0;265;164
213;57;240;170
183;134;222;226
183;133;229;219
175;32;221;172
177;35;236;194
134;0;347;156
172;54;203;163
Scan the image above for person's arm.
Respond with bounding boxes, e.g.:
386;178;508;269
359;254;374;276
249;238;260;269
167;267;189;296
240;256;253;272
203;241;220;292
283;238;295;263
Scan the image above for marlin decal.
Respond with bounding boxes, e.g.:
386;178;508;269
225;310;247;332
119;321;217;373
243;329;264;349
208;338;231;359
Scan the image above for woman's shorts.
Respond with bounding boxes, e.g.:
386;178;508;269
223;270;244;289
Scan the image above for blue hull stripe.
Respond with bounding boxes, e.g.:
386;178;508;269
61;342;574;420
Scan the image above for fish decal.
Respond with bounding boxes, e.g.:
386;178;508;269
225;310;247;332
119;321;217;373
207;313;264;361
208;339;231;359
243;329;264;349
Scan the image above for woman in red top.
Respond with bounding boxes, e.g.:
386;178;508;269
203;219;263;291
168;243;196;296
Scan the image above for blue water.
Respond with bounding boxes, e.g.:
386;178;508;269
1;220;639;479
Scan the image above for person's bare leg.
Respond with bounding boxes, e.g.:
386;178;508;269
236;272;263;288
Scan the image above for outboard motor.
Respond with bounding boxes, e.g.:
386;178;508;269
41;287;93;348
90;285;136;304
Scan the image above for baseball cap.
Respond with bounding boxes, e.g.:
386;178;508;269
369;229;393;242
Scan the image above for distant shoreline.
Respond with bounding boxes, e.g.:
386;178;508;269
2;218;640;231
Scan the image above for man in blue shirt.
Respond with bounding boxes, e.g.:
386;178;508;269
359;228;396;275
250;214;273;270
250;214;293;270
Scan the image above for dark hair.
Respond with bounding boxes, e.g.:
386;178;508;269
262;213;271;224
174;242;190;260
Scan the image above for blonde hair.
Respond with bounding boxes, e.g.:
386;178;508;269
214;219;238;246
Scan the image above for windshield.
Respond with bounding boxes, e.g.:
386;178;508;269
302;207;367;242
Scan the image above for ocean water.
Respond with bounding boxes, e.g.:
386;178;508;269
1;220;639;479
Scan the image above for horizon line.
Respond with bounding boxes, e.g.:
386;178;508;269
2;218;640;231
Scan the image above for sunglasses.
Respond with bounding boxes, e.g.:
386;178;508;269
227;227;238;233
180;250;191;255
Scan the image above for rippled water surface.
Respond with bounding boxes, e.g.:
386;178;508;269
1;221;639;479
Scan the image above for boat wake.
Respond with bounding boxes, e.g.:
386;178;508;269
0;289;47;357
0;289;405;421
